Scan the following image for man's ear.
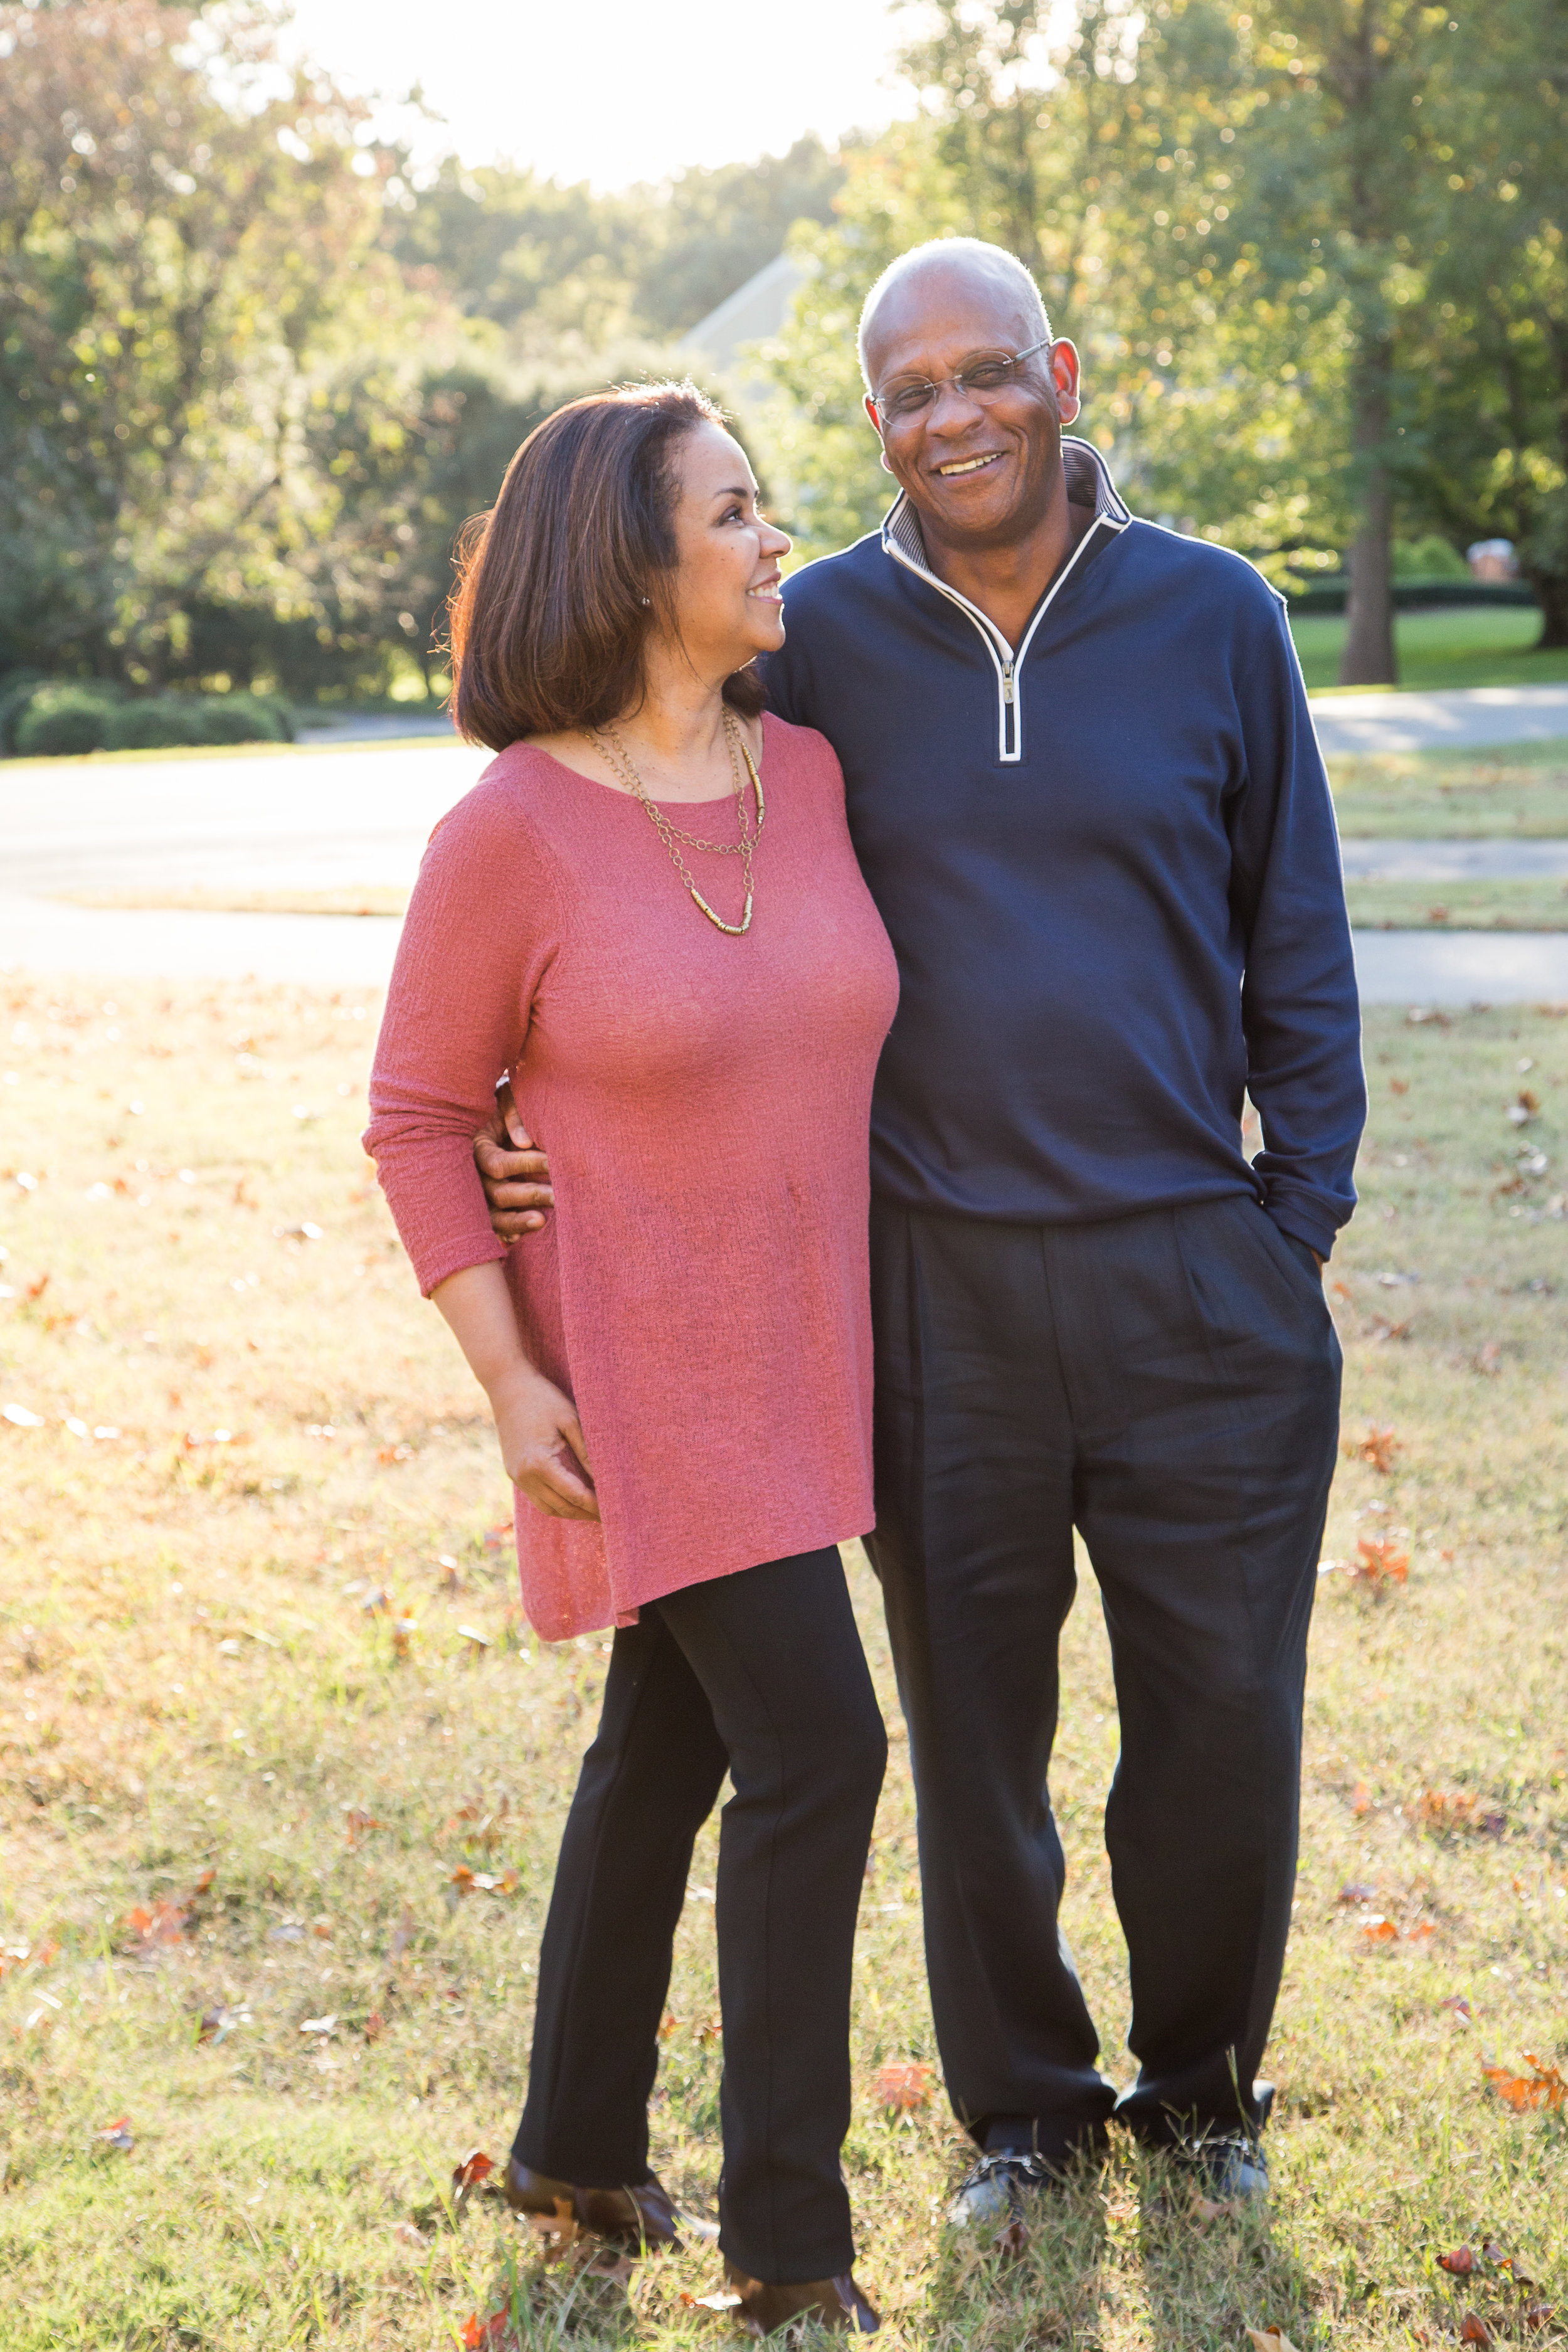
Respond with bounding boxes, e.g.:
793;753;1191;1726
864;392;896;474
1051;338;1083;427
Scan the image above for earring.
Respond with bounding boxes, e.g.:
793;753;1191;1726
879;450;894;474
639;595;651;607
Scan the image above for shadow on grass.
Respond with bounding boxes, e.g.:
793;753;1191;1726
1132;2143;1319;2352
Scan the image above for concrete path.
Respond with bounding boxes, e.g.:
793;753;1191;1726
7;889;1566;1003
1306;683;1568;757
1;738;488;898
1352;930;1568;1003
4;711;1568;1000
1340;839;1568;879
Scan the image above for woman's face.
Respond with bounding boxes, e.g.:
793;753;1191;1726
659;422;792;679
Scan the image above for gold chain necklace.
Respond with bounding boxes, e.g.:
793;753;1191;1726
591;710;765;936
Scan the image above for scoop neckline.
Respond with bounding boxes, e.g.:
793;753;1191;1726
521;714;770;809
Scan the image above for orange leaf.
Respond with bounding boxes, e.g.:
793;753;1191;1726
1247;2332;1301;2352
452;2148;494;2192
1352;1781;1372;1816
1482;2054;1567;2112
874;2058;934;2111
1439;2246;1477;2275
1349;1536;1409;1586
1362;1917;1400;1942
1459;2317;1494;2346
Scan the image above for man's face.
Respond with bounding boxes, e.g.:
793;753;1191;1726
861;263;1081;551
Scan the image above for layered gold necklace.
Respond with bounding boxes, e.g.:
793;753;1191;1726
590;709;764;936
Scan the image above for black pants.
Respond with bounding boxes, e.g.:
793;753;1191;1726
513;1547;886;2282
867;1192;1341;2153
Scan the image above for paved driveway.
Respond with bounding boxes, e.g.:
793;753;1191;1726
1306;682;1568;757
4;710;1568;1000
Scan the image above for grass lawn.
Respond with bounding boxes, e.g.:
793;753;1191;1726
1327;741;1568;840
1343;879;1568;931
1290;606;1568;694
2;980;1566;2350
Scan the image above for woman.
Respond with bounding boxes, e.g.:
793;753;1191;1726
364;383;897;2334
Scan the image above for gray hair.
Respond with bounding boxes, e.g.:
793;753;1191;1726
857;238;1052;386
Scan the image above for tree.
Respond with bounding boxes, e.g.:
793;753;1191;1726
0;0;426;686
1414;0;1568;646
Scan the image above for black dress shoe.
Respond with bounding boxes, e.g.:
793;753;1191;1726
723;2259;879;2334
503;2157;684;2249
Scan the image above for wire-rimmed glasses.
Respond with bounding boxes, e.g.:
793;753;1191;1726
871;335;1054;423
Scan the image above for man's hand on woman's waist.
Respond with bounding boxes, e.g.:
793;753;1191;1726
476;1079;553;1239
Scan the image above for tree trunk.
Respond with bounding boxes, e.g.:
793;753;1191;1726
1339;332;1398;686
1532;572;1568;650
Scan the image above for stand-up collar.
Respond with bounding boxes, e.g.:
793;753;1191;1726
877;438;1132;765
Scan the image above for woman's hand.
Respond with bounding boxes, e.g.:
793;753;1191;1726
489;1363;600;1521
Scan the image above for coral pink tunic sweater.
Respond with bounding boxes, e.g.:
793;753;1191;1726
365;716;899;1641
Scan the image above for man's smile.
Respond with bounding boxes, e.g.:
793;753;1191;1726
933;450;1007;479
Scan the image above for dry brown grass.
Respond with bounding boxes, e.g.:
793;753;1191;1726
1;977;1565;2349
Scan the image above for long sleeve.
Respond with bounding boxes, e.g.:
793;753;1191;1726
364;773;559;1298
1229;602;1366;1260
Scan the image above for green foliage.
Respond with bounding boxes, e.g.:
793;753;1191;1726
0;0;432;691
13;684;118;756
393;138;844;356
1391;535;1469;581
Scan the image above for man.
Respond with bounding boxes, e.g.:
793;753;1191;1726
477;238;1363;2232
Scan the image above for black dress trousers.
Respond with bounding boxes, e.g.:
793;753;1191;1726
513;1545;886;2284
866;1191;1342;2153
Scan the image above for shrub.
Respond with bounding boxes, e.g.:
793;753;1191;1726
0;670;48;755
102;699;208;751
14;687;118;757
192;692;294;744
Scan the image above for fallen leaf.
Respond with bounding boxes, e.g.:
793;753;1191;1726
97;2117;134;2152
363;2010;384;2042
1363;1918;1401;1942
1522;2306;1557;2333
1439;2246;1477;2275
392;2219;426;2248
1194;2192;1242;2222
1350;1424;1401;1473
345;1807;381;1846
1352;1781;1373;1816
1348;1536;1409;1587
1246;2331;1301;2352
697;2010;723;2045
685;2289;744;2312
1338;1881;1379;1904
874;2058;933;2111
526;2196;580;2259
659;2011;681;2038
1481;2054;1567;2112
452;2148;494;2194
1459;2316;1494;2346
1440;1996;1475;2022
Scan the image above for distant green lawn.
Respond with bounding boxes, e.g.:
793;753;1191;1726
1327;738;1568;837
1291;603;1567;692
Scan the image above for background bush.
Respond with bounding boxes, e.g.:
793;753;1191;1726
6;682;296;758
13;685;120;758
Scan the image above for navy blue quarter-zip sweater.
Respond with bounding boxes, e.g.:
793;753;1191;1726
761;441;1365;1260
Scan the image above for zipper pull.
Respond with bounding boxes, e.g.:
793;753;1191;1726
1002;667;1015;702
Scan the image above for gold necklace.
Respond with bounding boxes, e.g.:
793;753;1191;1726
591;710;765;936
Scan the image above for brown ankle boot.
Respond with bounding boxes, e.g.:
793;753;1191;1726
503;2157;684;2250
723;2259;880;2334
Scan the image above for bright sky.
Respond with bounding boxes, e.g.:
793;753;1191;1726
283;0;917;189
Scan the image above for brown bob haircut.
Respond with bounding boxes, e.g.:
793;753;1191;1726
447;380;767;752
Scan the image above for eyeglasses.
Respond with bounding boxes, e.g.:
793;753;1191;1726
872;336;1054;423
